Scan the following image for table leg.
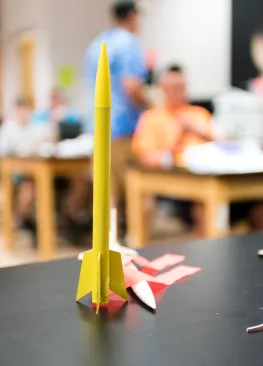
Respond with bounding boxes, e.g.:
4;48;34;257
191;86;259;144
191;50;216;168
125;170;148;248
35;165;56;260
2;168;15;250
203;198;229;238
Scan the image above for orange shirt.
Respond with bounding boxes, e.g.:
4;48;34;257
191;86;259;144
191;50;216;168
132;105;212;166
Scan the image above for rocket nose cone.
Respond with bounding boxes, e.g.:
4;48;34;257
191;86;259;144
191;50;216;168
95;41;111;107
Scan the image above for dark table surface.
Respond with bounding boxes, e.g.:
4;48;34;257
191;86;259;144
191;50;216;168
1;233;263;366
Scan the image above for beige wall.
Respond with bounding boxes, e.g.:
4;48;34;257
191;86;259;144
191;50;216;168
1;0;232;114
139;0;232;100
45;0;110;112
1;0;110;115
1;0;47;114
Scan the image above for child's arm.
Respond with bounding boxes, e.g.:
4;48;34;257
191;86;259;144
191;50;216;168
132;111;174;168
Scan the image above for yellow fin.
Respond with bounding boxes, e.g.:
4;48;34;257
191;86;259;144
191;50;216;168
95;252;101;314
109;250;128;301
76;251;93;301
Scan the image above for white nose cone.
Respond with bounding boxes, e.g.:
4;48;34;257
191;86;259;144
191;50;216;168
132;281;156;310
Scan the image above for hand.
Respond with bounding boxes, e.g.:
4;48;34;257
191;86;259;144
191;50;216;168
141;154;160;167
179;116;196;133
141;151;174;169
180;116;215;141
159;151;174;169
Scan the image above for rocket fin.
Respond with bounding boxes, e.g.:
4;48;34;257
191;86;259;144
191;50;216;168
95;252;101;313
109;250;128;301
76;251;93;302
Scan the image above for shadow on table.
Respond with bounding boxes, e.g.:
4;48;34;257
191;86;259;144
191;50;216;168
77;296;128;321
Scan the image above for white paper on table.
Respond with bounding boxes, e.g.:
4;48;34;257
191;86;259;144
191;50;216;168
56;134;93;157
184;141;263;175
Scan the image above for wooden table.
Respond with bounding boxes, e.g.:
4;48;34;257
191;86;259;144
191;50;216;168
1;156;91;259
1;233;263;366
126;164;263;248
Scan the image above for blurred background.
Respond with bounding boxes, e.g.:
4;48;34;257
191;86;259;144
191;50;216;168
1;0;232;114
1;0;263;267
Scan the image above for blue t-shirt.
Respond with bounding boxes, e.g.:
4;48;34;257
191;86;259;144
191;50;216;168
31;109;80;125
85;28;147;139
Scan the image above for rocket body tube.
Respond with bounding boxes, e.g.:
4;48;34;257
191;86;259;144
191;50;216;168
76;41;128;310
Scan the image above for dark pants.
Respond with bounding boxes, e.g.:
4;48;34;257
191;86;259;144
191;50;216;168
111;138;134;240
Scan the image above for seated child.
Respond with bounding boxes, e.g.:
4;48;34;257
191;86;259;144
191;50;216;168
132;65;214;235
0;97;91;241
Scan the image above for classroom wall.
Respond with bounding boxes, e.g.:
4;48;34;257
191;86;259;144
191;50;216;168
1;0;232;113
1;0;50;114
139;0;232;100
1;0;110;115
45;0;111;113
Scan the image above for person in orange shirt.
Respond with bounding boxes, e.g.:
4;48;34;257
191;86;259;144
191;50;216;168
133;65;215;168
133;65;263;233
132;65;215;235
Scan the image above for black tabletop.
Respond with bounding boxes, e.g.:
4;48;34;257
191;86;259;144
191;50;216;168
1;233;263;366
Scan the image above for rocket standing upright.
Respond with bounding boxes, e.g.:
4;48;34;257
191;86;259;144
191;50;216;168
76;41;128;311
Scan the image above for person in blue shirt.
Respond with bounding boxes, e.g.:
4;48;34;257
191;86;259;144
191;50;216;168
85;0;149;241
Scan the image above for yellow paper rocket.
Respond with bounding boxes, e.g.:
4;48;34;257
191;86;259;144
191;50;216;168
76;41;128;312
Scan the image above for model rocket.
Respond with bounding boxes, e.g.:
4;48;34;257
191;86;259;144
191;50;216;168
76;41;128;312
